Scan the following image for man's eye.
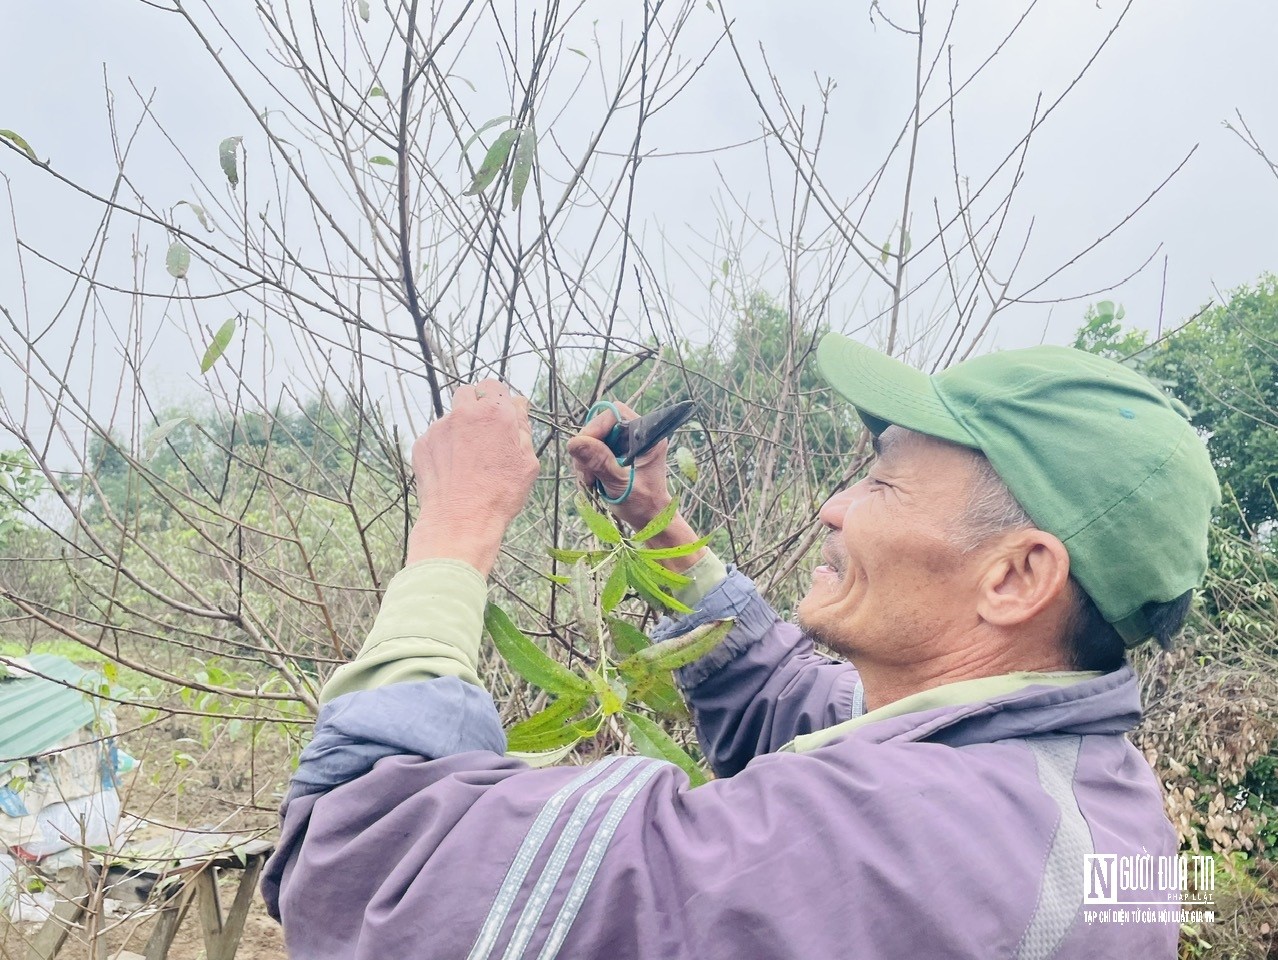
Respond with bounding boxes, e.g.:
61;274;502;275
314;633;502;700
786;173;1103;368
866;476;889;489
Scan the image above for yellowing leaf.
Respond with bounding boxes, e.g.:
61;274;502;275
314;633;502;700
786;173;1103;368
0;129;37;162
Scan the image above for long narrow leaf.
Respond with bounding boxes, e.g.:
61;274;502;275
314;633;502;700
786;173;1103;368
200;318;237;373
623;712;707;787
633;557;692;591
506;694;590;740
600;562;628;613
575;494;622;544
507;719;587;754
548;547;609;564
635;533;712;560
624;557;691;614
0;129;37;162
606;616;650;656
484;604;592;697
620;619;734;675
631;499;680;543
510;126;536;209
509;741;580;768
461;115;517;155
628;674;689;720
463;127;519;197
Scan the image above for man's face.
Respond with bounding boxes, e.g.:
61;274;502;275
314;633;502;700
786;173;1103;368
796;426;989;663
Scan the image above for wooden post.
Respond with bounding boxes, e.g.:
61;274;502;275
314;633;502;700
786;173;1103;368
26;871;90;960
197;855;265;960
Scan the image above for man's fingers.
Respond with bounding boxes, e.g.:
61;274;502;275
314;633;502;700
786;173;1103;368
579;399;638;440
567;435;628;484
452;378;510;407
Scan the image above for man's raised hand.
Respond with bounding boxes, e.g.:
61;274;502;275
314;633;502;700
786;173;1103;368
406;379;540;576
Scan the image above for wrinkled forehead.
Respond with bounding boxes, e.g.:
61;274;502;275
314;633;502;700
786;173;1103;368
871;425;983;479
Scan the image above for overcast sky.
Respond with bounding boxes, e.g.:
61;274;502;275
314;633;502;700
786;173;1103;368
2;0;1276;437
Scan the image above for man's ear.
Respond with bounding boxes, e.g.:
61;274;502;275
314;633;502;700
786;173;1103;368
975;530;1071;628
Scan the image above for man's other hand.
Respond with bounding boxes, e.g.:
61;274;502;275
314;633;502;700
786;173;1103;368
568;400;707;572
406;379;539;577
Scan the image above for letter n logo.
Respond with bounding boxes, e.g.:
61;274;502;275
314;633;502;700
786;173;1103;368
1083;854;1117;904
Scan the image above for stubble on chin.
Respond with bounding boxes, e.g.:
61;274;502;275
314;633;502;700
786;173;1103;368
796;602;849;658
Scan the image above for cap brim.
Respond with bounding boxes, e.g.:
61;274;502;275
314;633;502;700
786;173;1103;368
815;333;977;448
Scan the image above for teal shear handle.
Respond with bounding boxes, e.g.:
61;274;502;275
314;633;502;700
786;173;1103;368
583;399;698;505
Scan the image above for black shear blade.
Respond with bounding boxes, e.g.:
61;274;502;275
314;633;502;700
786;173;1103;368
608;400;698;466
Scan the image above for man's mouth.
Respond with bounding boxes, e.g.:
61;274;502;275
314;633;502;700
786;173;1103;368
817;539;846;578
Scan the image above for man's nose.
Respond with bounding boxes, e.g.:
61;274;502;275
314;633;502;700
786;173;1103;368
818;487;857;529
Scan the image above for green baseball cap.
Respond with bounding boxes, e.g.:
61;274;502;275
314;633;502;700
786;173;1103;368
815;333;1221;645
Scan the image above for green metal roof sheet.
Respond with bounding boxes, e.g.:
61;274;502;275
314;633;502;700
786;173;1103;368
0;654;98;774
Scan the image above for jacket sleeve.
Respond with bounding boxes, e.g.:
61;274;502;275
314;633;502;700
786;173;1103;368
656;565;865;776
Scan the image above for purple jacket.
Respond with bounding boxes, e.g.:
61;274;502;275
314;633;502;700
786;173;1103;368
263;569;1179;958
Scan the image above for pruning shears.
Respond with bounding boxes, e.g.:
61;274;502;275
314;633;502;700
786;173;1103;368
584;399;698;505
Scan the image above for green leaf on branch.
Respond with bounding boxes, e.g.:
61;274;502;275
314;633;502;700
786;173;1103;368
623;711;707;786
674;446;698;483
143;417;191;462
575;494;623;544
600;561;628;613
635;533;712;561
369;85;385;98
0;129;37;162
219;136;243;188
606;616;650;656
369;155;395;167
548;546;610;565
628;673;689;719
461;115;518;155
510;127;536;209
165;241;191;279
624;556;691;613
507;694;590;740
620;619;733;675
900;229;912;258
507;716;588;754
484;603;592;697
200;317;237;373
357;0;370;21
631;499;679;542
600;680;625;716
177;201;213;232
463;127;520;197
630;555;692;591
880;240;891;265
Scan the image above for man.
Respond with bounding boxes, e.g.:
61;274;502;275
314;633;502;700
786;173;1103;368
262;335;1219;959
